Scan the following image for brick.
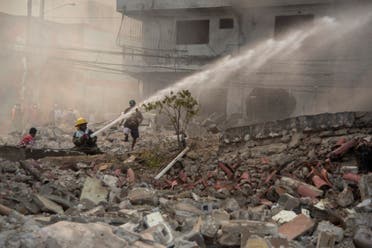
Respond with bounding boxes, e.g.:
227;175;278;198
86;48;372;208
278;214;315;240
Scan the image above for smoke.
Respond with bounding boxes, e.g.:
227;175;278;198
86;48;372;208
0;1;131;134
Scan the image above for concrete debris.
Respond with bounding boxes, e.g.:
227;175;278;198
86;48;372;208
218;220;278;246
0;111;371;247
337;186;355;207
359;174;372;200
128;187;158;205
277;193;300;210
353;226;372;248
80;177;109;205
38;221;129;248
278;214;315;241
272;210;297;224
316;231;335;248
315;221;344;243
33;194;64;214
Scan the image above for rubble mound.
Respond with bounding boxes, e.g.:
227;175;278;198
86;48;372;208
0;111;371;248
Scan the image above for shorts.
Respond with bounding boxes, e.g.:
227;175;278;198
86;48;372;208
123;127;139;139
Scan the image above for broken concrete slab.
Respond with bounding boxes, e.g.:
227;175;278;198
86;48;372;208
33;194;64;214
359;174;372;200
272;210;297;224
211;209;230;224
141;223;174;247
337;187;354;207
316;231;335;248
127;187;158;205
80;177;108;205
278;214;315;241
280;177;323;198
356;198;372;212
218;220;278;246
221;198;240;213
174;202;203;217
315;221;344;243
353;226;372;248
38;221;129;248
243;235;271;248
200;215;219;238
278;193;300;210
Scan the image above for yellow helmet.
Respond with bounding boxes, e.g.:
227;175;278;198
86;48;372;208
75;117;88;127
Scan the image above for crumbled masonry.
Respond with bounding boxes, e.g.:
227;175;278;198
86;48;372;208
0;111;371;248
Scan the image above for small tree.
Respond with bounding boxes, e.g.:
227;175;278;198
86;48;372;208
143;90;199;148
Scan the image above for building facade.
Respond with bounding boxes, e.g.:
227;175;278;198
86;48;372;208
117;0;372;124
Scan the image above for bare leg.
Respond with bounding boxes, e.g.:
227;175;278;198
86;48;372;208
131;138;137;150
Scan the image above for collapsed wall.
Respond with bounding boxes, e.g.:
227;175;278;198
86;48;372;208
223;112;372;144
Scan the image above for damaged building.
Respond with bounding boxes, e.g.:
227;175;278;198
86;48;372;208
116;0;372;124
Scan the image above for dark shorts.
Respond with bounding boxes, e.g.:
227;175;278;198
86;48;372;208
131;127;139;139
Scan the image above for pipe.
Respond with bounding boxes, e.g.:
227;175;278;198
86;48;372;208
154;146;190;180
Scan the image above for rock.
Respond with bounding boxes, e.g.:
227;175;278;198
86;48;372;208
278;193;300;210
272;210;297;224
38;221;128;247
278;214;315;241
127;188;158;205
33;194;64;214
359;174;372;200
316;221;344;243
80;177;108;205
337;187;354;207
221;198;240;213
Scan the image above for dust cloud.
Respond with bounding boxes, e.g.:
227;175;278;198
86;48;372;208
1;2;372;134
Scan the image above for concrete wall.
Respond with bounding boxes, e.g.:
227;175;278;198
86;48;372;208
138;10;239;59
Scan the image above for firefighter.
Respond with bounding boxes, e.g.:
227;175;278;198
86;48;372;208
72;117;97;148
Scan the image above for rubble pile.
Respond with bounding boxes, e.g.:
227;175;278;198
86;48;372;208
0;111;371;248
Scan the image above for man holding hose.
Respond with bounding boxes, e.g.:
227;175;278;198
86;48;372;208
120;100;143;150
